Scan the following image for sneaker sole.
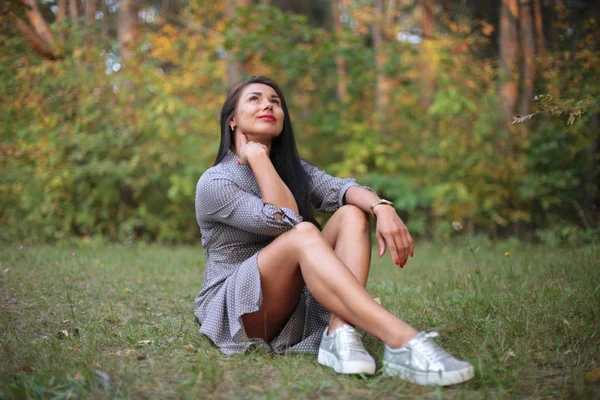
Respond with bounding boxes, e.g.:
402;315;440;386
318;349;376;375
382;362;474;386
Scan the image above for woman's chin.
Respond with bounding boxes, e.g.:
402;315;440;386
245;129;282;141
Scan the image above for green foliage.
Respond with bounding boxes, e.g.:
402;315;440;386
1;2;599;243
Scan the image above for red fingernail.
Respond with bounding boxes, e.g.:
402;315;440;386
411;251;414;257
395;259;399;265
236;160;240;165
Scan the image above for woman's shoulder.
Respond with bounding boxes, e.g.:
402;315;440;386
198;163;232;186
299;158;322;176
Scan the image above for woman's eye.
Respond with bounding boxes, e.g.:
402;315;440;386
249;96;258;101
271;99;280;105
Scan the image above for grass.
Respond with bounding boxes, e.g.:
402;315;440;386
0;240;599;399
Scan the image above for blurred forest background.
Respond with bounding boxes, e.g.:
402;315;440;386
1;0;599;245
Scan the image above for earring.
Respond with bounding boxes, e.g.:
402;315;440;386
230;126;235;132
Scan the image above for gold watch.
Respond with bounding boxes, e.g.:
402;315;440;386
369;199;394;216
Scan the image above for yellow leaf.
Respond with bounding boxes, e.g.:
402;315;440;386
584;368;600;384
184;344;197;353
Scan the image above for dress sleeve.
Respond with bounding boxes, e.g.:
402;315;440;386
301;160;376;213
196;174;303;237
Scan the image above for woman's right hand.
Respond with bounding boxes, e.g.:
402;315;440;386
239;132;269;165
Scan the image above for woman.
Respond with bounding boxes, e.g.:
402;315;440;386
195;76;474;386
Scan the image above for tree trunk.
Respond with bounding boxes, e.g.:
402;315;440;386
226;0;252;88
499;0;519;121
14;16;59;60
23;0;55;47
532;0;544;54
420;0;434;40
86;0;99;28
384;0;397;40
57;0;68;26
546;0;557;51
519;0;535;117
333;0;347;100
118;0;137;65
69;0;80;27
373;0;387;130
419;0;436;108
102;0;109;39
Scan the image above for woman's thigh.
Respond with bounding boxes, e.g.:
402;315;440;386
242;207;369;341
241;222;318;341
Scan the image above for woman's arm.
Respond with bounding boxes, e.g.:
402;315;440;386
343;186;380;213
344;186;414;268
240;134;299;216
196;173;302;237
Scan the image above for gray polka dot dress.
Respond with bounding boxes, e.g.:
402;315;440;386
194;149;375;356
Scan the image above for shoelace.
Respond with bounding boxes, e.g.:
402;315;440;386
413;331;450;364
338;329;367;354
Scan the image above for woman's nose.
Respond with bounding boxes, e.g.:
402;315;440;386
262;99;273;109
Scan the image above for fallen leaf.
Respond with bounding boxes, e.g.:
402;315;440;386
584;368;600;384
113;348;136;357
73;372;84;380
57;330;69;339
503;350;516;363
137;340;153;345
373;297;381;305
184;344;197;353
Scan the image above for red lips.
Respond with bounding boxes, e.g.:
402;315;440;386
259;115;276;122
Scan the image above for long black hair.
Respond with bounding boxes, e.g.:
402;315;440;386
214;76;318;226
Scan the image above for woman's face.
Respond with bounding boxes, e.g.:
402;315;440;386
231;83;285;139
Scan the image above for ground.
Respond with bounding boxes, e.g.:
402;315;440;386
0;240;599;399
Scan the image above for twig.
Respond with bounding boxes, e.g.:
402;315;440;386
512;102;600;124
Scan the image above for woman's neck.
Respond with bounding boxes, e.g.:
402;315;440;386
232;130;272;157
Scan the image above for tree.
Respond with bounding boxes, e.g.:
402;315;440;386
499;0;519;121
532;0;544;54
333;0;347;101
14;0;60;60
373;0;387;130
519;0;535;116
118;0;138;65
419;0;436;108
226;0;252;88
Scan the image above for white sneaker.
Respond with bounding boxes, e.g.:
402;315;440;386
382;332;474;386
317;324;376;375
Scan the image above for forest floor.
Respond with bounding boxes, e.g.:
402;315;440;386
1;240;599;399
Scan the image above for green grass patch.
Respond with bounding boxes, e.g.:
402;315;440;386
1;241;599;398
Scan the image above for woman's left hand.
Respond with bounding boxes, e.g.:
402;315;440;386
374;206;414;268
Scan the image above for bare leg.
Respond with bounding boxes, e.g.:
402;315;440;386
320;205;371;333
242;220;418;348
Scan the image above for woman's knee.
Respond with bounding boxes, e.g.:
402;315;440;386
287;222;324;249
336;205;370;231
293;221;322;238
